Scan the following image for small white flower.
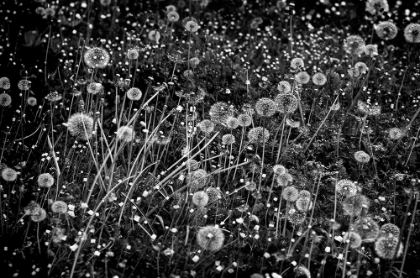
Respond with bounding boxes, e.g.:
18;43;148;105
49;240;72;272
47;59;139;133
236;217;244;224
69;244;79;251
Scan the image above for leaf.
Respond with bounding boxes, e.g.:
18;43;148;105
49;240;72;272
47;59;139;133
154;214;165;228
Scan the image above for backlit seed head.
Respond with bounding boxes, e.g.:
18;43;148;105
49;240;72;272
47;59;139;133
197;119;215;134
1;168;17;182
344;231;362;248
196;225;225;251
84;47;110;69
274;94;298;114
248;127;270;144
37;173;54;188
31;208;47;222
336;179;357;196
354;150;371;163
375;21;398;40
312;72;327;86
379;223;400;238
0;93;12;107
51;201;68;214
277;81;292;94
282;186;299;202
375;236;403;259
192;191;209;207
295;197;312;211
352;217;380;242
404;23;420;43
342;194;370;216
225;116;239;129
67;113;95;140
127;87;142;100
290;57;304;69
343;35;366;55
222;134;236;145
255;98;277;117
116;126;135;142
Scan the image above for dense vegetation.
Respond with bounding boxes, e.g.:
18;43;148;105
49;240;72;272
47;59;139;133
0;0;420;277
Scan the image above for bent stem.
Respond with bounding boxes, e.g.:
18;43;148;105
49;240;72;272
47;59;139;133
304;94;339;152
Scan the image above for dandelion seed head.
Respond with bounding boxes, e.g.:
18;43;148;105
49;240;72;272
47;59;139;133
388;128;404;140
237;114;252;127
354;150;371;163
404;23;420;43
287;207;306;225
225;116;239;129
343;35;366;55
86;82;103;94
248;127;270;144
167;11;180;22
186;159;200;171
364;44;378;56
127;87;142;100
196;225;225;251
222;134;236;145
355;62;368;74
295;71;310;84
295;197;312;211
1;168;17;182
312;72;327;86
37;173;54;188
0;77;11;89
46;91;62;102
290;57;304;69
51;201;68;214
67;113;95;140
274;94;298;114
276;173;294;187
84;47;110;69
187;169;209;191
18;79;31;90
282;186;299;202
24;201;41;216
336;179;358;196
192;191;209;207
185;21;199;32
298;190;311;199
352;217;380;242
116;126;135;142
27;97;37;106
255;98;277;117
273;164;287;176
148;30;161;42
189;57;200;68
244;180;257;191
379;223;400;238
277;81;292;94
31;208;47;222
197;119;215;134
376;21;398;40
344;231;363;249
206;187;222;203
126;48;139;60
342;194;370;216
0;93;12;107
209;102;232;124
366;0;389;15
375;236;403;259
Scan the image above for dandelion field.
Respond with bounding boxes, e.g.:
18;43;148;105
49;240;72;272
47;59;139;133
1;0;420;277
